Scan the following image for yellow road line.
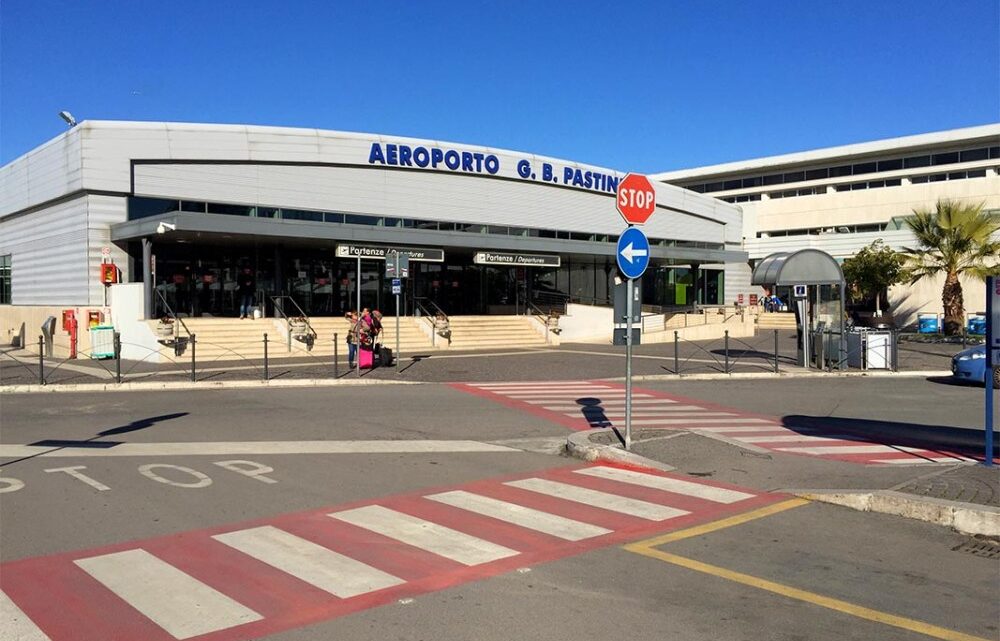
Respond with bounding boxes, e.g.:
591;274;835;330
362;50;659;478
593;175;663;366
625;498;991;641
623;498;808;552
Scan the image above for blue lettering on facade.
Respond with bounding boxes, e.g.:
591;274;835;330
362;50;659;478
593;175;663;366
367;143;615;193
413;146;430;167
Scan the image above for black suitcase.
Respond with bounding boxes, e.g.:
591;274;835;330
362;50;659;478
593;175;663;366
378;345;393;367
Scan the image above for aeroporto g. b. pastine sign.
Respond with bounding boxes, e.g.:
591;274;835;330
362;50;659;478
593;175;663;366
366;142;623;197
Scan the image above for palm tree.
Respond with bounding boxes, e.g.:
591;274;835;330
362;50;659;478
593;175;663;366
904;199;1000;335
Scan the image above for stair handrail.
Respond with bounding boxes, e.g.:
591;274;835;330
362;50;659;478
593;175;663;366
414;298;450;346
269;295;317;350
154;288;192;339
527;301;560;342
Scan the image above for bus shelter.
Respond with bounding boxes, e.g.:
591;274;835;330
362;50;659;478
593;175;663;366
752;249;846;368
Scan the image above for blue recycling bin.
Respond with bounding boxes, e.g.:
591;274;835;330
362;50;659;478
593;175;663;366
917;313;939;334
967;316;986;336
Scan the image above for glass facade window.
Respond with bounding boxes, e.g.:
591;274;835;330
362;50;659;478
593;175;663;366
343;213;377;225
931;152;960;165
284;209;324;222
805;168;828;181
904;155;931;168
180;201;207;212
128;196;177;219
208;203;252;216
257;207;278;218
852;162;876;175
877;158;903;171
959;148;988;162
0;255;10;304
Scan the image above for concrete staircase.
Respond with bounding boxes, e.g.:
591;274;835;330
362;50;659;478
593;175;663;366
161;317;277;362
301;317;435;356
446;316;549;350
756;312;797;330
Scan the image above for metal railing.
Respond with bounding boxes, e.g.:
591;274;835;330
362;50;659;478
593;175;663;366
414;298;449;347
527;302;560;343
154;288;192;339
269;295;318;352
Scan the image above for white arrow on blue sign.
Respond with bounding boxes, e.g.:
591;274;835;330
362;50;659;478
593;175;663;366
616;227;650;279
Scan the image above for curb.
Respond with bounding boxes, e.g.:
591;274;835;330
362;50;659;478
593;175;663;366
790;489;1000;537
0;377;425;394
565;429;675;472
605;370;952;383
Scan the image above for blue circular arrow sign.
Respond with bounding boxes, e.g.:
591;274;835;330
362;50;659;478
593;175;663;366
616;227;650;280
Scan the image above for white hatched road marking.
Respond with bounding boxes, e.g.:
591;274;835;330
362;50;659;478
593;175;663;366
0;440;517;459
736;434;867;443
1;588;51;641
776;444;908;455
573;467;755;504
505;478;689;521
557;405;712;414
74;549;262;640
425;490;612;541
691;424;786;432
329;505;519;566
213;525;404;598
876;456;976;464
524;398;677;405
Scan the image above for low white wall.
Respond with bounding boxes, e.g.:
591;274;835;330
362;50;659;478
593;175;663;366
558;303;614;342
109;283;163;362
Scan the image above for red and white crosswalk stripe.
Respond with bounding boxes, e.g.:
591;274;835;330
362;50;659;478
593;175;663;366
451;381;979;466
0;464;778;641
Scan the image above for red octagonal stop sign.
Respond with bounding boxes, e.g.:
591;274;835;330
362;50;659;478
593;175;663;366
616;173;657;225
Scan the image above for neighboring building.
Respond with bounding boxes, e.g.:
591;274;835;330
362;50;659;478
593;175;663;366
0;121;744;339
653;124;1000;325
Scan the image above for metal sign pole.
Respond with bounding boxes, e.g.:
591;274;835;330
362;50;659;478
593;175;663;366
395;253;401;373
356;254;361;377
986;276;996;467
625;277;633;451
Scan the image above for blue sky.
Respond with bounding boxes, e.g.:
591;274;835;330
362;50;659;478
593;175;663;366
1;0;997;171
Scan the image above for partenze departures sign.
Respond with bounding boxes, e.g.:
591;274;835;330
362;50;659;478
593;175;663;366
473;252;561;267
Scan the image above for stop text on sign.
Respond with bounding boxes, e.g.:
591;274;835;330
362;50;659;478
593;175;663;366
616;173;657;225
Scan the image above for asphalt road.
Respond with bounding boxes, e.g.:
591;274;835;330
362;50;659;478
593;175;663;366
1;379;997;641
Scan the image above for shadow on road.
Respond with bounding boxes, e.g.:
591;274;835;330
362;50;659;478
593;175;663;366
0;413;190;467
780;414;992;458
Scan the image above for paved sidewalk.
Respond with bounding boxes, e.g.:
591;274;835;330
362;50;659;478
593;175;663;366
0;331;960;388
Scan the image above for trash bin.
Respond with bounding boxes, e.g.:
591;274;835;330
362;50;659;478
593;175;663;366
917;313;939;334
89;325;116;359
846;328;893;370
967;315;986;336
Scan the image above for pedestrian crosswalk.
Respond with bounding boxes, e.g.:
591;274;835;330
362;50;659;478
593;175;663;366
0;464;777;641
453;381;978;466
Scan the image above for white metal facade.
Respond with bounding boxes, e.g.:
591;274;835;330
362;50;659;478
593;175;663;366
0;121;744;307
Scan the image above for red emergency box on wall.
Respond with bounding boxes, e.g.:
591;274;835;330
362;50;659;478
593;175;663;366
100;263;119;285
62;309;76;332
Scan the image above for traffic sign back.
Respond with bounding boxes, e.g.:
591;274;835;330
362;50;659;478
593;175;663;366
616;227;650;279
616;173;657;225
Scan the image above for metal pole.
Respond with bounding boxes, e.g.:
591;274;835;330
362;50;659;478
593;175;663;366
114;331;122;384
673;330;679;374
333;332;338;378
395;254;401;373
724;330;730;374
773;329;780;373
357;255;361;377
142;237;153;319
986;276;996;467
263;333;269;381
190;333;197;382
38;335;45;385
625;278;633;451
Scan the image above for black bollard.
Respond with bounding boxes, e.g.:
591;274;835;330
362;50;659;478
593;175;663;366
334;332;339;378
724;330;730;374
773;329;779;373
38;335;45;385
673;331;679;374
190;333;197;382
114;331;122;384
263;333;269;381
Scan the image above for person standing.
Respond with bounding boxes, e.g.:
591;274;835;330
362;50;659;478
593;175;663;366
237;266;256;319
346;310;359;368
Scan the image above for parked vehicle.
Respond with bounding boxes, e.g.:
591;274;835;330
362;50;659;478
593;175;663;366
951;345;999;386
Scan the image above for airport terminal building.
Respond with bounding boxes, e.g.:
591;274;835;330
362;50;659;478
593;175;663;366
654;124;1000;323
0;121;746;327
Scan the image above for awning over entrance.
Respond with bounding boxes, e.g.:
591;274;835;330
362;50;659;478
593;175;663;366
751;249;844;286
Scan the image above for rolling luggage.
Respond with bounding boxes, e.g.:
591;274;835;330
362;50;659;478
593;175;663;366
378;345;393;367
358;346;374;369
